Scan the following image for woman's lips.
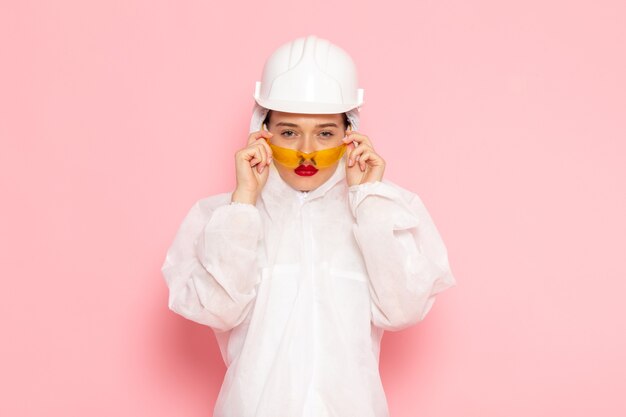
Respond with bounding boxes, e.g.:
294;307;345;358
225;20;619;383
294;164;319;176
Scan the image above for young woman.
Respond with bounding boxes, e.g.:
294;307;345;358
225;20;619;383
161;35;457;417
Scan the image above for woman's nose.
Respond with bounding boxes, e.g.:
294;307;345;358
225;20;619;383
299;137;316;153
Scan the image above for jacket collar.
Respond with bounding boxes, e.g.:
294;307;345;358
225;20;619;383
260;157;347;221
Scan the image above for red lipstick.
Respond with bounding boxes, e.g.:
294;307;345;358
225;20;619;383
294;164;319;176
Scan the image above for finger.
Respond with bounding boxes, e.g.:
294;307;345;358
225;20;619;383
344;142;354;165
347;143;372;166
343;136;364;156
243;145;264;167
259;144;270;172
343;132;373;148
256;137;273;164
248;129;274;146
347;144;357;167
248;130;271;146
350;134;372;148
253;143;268;172
359;151;373;171
248;152;262;167
360;150;385;171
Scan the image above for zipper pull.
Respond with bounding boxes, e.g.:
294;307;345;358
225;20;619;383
298;191;308;205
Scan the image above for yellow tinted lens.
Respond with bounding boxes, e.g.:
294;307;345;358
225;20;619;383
309;144;347;168
266;142;301;168
266;140;346;169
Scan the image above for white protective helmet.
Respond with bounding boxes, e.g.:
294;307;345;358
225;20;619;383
253;35;364;114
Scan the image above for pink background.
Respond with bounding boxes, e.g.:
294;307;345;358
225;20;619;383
2;1;625;416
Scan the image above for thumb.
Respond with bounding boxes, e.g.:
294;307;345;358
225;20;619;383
345;142;357;167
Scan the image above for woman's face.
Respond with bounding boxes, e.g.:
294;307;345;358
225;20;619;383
265;110;348;192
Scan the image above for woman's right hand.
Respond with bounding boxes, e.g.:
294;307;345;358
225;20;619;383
231;129;274;205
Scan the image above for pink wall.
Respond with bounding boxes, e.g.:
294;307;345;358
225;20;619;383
2;1;625;416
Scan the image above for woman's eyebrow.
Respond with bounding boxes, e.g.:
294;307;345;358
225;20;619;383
275;122;339;128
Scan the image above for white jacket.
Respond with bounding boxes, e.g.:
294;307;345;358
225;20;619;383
161;151;457;416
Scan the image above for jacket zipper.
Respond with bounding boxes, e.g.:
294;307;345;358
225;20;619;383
300;192;318;415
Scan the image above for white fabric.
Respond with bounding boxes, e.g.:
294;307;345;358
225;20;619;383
161;106;457;417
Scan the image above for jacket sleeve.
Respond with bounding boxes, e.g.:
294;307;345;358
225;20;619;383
160;199;263;333
349;180;457;331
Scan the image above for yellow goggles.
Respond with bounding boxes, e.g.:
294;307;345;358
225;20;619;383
264;139;347;169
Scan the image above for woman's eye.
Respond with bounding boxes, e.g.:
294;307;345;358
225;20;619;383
280;130;334;138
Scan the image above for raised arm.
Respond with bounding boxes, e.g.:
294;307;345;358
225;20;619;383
161;199;262;332
349;181;457;331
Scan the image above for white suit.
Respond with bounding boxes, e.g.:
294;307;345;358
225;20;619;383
161;104;457;417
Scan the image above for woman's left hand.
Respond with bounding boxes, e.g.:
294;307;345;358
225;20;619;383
343;129;386;186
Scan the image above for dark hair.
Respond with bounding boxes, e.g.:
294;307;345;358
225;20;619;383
262;110;350;131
